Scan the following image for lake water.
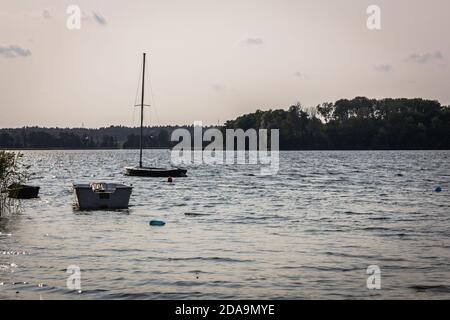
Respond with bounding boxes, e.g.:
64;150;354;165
0;150;449;299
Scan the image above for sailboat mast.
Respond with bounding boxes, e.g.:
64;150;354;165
139;52;146;168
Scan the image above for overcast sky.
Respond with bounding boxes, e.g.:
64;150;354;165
1;0;449;128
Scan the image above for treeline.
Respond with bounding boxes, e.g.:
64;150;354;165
0;126;183;149
1;97;449;150
225;97;450;150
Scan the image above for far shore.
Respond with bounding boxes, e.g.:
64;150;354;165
2;148;449;152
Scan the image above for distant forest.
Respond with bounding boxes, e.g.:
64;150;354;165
1;97;449;150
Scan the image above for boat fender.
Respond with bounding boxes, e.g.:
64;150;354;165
149;220;166;226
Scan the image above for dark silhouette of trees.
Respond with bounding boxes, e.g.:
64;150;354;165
123;134;140;149
0;97;449;150
224;97;450;150
0;133;14;148
100;135;117;148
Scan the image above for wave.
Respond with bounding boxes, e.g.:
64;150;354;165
167;256;253;263
410;285;450;293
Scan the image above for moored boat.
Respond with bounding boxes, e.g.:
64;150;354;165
125;52;187;178
125;166;187;177
7;184;40;199
73;182;132;210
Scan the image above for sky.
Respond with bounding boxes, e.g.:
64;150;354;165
0;0;449;128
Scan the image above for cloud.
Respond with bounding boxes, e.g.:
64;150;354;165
211;84;225;91
374;64;393;72
243;37;264;46
0;45;31;58
407;51;444;64
92;12;107;25
81;11;91;21
293;71;310;79
42;9;51;19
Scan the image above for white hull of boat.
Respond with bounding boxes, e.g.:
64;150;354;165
73;183;132;210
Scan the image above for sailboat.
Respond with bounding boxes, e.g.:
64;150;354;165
125;53;187;178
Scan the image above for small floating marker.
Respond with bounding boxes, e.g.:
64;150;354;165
167;176;173;183
434;186;442;193
149;220;166;226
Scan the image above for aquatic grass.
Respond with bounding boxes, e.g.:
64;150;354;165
0;151;28;215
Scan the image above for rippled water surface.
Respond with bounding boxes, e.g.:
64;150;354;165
1;150;449;299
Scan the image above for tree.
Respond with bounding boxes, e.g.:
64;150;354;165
317;102;333;123
100;135;117;148
123;134;140;149
0;132;14;148
157;129;169;148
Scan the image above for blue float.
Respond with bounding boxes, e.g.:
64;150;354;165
149;220;166;226
434;186;442;193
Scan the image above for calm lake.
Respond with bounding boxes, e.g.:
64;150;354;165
0;150;449;299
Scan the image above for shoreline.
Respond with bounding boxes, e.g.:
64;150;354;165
2;148;450;151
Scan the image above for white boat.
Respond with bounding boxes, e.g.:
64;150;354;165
73;182;132;210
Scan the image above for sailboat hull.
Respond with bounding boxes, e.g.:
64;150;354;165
125;166;187;177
